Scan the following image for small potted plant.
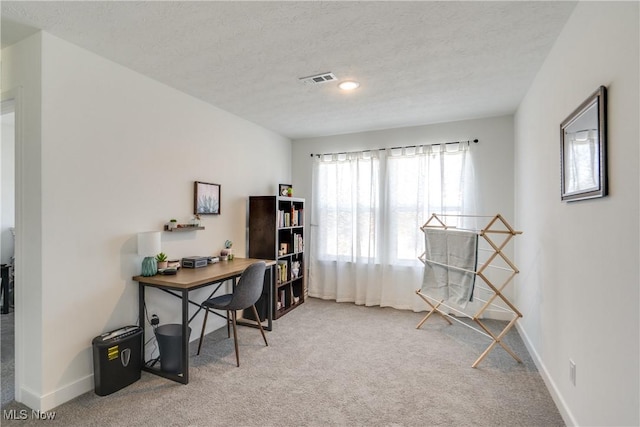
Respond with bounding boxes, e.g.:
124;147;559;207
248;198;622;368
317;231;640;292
220;240;233;260
156;252;168;269
167;219;177;230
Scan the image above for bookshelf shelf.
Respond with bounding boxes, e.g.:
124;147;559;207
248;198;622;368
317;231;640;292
248;196;305;320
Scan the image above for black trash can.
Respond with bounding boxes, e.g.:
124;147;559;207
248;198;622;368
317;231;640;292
92;326;142;396
155;324;191;374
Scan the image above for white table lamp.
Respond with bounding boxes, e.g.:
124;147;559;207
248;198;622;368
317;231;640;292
138;231;161;276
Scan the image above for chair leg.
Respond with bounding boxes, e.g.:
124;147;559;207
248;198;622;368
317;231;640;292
231;310;240;367
226;310;231;338
197;307;210;355
251;304;268;347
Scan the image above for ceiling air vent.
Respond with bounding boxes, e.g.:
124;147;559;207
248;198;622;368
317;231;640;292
299;72;337;85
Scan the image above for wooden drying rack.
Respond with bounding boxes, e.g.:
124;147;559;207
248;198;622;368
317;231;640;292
416;213;523;368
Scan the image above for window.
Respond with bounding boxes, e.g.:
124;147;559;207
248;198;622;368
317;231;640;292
313;144;471;266
387;146;468;265
314;153;380;262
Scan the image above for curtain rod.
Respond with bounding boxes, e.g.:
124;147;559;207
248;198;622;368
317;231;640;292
310;139;478;158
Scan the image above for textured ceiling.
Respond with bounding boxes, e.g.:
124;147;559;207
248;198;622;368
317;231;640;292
1;1;576;139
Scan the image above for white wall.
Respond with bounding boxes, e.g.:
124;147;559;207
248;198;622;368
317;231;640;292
292;115;517;314
3;31;292;411
514;2;639;426
1;33;44;409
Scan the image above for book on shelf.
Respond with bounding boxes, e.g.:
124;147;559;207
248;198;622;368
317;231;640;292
277;260;288;283
292;233;304;253
277;210;292;228
277;207;303;228
291;207;303;227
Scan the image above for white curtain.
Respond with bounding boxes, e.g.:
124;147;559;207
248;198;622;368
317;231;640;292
309;143;475;310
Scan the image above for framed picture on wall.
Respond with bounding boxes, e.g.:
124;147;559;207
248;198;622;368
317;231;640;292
560;86;607;202
279;183;292;197
194;181;220;215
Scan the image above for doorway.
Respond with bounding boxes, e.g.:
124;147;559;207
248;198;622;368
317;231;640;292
1;97;16;407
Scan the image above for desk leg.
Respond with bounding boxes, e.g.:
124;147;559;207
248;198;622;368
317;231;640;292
139;284;145;365
267;264;274;331
139;283;189;385
1;265;10;315
181;289;189;384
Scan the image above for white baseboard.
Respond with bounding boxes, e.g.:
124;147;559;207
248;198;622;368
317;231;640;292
482;308;515;321
515;323;577;426
19;374;94;412
17;385;42;412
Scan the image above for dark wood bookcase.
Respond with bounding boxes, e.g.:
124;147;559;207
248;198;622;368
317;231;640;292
248;196;305;319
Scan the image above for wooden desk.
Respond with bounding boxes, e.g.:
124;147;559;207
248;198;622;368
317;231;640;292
133;258;275;384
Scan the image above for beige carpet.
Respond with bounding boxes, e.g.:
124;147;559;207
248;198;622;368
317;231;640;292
1;298;564;426
1;311;14;408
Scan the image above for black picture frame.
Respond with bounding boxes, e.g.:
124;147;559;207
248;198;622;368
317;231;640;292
279;183;292;197
560;86;607;202
194;181;220;215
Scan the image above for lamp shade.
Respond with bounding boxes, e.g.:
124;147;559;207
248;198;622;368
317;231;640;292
137;231;161;257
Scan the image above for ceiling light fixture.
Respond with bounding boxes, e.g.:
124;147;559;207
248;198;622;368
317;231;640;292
338;80;360;91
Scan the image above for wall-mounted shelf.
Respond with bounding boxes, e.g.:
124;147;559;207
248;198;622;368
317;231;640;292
164;225;205;232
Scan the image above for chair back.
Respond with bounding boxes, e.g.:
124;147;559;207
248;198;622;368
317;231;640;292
227;261;266;311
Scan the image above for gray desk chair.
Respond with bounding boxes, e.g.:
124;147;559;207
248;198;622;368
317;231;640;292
197;261;268;366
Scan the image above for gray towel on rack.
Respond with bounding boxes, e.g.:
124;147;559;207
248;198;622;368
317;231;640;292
421;228;478;307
